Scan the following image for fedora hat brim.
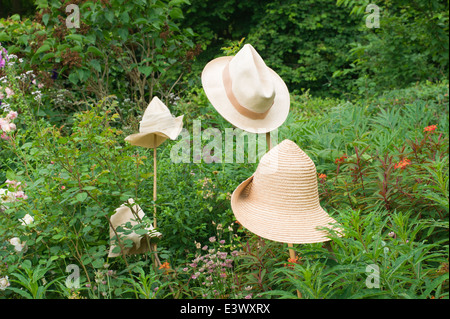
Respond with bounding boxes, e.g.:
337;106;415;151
201;56;290;134
231;175;340;244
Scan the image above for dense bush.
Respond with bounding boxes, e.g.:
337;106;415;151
334;0;449;95
1;0;199;114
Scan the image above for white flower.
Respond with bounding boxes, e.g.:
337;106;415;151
9;237;27;252
0;276;10;290
0;188;15;203
20;213;34;226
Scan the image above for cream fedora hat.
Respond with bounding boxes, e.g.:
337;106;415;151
231;140;341;244
125;96;183;148
108;198;162;257
201;44;290;133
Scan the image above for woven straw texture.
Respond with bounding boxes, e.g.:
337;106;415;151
231;139;340;244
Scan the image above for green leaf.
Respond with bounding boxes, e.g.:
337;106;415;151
65;34;84;42
42;13;50;26
89;59;102;73
169;0;190;6
0;32;11;42
86;46;104;57
134;228;149;235
41;52;55;62
68;72;79;85
105;11;114;23
35;44;51;55
138;65;153;77
76;192;88;203
169;7;184;19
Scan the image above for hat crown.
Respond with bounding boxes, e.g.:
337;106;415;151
228;44;276;114
250;140;320;210
142;96;172;121
231;139;340;244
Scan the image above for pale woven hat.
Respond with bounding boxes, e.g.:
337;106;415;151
108;198;162;257
125;96;183;148
231;139;341;244
201;44;290;134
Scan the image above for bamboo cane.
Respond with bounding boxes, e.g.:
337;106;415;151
153;140;157;228
266;132;301;299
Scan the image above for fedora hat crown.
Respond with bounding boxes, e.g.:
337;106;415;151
201;43;290;133
228;44;276;114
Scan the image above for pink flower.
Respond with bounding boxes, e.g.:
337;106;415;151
1;132;9;140
6;111;17;120
15;191;28;200
61;185;66;190
5;87;13;99
0;119;15;132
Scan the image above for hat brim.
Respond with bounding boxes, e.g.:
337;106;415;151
202;56;290;134
231;176;340;244
125;131;170;148
125;115;184;148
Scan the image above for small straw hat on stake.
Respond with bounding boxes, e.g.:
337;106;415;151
201;43;290;134
108;198;162;258
231;139;342;297
124;96;183;265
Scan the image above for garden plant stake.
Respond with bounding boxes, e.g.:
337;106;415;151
124;96;183;265
266;133;301;298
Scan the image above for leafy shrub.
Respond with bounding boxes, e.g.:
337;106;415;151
1;0;199;114
334;0;449;95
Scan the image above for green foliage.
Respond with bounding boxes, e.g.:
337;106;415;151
335;0;449;95
7;259;62;299
282;81;449;220
1;0;198;113
246;0;361;96
266;209;449;299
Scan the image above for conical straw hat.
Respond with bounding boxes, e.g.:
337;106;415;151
231;139;341;244
125;96;183;148
108;198;162;257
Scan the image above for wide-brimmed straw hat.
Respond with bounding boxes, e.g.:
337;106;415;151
125;96;183;148
231;140;341;244
108;198;162;257
201;44;290;134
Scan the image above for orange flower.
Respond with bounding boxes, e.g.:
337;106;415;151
394;158;411;170
424;124;437;132
335;154;348;164
159;262;170;270
284;256;301;268
318;173;327;180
